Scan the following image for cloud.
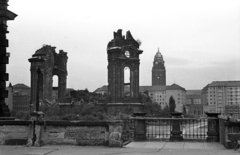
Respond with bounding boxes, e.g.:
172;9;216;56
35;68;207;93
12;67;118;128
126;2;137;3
165;56;192;67
166;58;240;89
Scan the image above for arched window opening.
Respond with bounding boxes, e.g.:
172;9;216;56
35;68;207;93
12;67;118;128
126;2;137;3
124;67;130;84
52;75;59;100
124;67;130;98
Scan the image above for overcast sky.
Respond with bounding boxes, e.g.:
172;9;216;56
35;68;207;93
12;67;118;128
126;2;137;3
6;0;240;91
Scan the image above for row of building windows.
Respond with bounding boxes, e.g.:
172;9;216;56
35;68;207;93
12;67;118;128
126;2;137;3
209;87;240;90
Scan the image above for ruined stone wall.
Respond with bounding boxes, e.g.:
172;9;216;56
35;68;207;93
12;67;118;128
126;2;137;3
29;45;68;106
107;30;143;104
0;120;124;147
0;121;31;145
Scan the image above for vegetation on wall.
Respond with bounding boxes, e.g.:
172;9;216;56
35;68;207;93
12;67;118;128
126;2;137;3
12;89;174;120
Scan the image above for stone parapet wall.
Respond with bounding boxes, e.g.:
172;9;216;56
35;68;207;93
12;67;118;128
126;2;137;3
219;116;240;149
0;120;123;147
0;121;32;145
41;125;108;146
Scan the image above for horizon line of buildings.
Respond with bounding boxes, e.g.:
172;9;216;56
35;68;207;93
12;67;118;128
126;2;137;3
6;80;240;117
94;49;240;117
5;49;240;117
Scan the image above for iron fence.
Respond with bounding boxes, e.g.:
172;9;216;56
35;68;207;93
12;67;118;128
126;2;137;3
124;117;211;141
146;118;208;140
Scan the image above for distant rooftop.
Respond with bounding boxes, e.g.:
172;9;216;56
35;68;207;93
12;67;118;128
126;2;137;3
140;85;166;92
166;83;186;91
12;83;30;89
93;85;108;93
94;83;185;93
186;90;202;95
208;81;240;87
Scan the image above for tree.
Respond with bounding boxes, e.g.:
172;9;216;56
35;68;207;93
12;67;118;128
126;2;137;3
139;90;151;103
169;96;176;112
143;101;162;117
160;106;171;117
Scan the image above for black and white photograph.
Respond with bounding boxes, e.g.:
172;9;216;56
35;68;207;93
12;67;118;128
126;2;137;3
0;0;239;154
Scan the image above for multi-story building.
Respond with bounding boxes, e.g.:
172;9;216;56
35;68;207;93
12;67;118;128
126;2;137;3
152;49;166;86
140;85;167;106
93;85;108;95
12;83;31;95
13;91;30;112
11;83;30;113
94;83;186;112
185;90;203;117
202;84;215;113
207;81;240;115
166;84;186;112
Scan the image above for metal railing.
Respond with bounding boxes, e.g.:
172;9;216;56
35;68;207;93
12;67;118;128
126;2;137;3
146;118;208;140
123;117;210;141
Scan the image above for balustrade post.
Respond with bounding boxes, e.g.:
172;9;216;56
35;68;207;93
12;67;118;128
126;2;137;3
132;112;146;141
170;112;183;141
206;112;220;142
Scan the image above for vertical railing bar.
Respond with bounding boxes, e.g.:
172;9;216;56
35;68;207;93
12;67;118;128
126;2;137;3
200;119;202;139
147;119;149;140
168;119;170;139
146;119;148;139
194;118;198;138
156;119;157;139
166;119;168;139
197;118;198;138
193;119;195;138
190;119;192;139
203;118;204;139
193;119;195;139
158;119;160;140
164;119;166;139
151;119;153;140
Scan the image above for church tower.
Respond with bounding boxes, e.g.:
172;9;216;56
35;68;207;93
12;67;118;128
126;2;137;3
152;48;166;86
107;29;143;103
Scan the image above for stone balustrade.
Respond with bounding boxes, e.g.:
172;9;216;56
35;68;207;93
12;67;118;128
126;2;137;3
0;120;123;147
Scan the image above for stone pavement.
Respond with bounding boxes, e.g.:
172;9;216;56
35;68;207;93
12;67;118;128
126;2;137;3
0;142;238;155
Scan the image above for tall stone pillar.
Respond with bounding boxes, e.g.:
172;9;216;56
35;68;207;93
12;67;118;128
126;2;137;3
0;0;17;118
29;58;44;112
206;112;220;142
170;112;183;141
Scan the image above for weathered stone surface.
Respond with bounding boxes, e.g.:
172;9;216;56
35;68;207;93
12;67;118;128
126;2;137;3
0;125;29;145
107;30;143;104
109;125;123;133
0;121;125;147
26;125;33;146
42;125;108;146
28;45;68;106
77;139;106;146
34;125;43;146
108;132;122;147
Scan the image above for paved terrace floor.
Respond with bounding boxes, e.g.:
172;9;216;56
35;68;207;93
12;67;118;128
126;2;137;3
0;142;238;155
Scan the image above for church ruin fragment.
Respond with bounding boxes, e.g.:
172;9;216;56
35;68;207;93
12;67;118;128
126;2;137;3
28;45;68;108
107;29;143;114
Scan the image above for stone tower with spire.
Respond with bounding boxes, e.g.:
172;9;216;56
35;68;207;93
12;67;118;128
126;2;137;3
152;48;166;86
